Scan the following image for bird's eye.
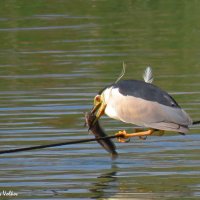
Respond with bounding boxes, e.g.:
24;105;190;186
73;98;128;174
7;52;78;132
95;95;101;103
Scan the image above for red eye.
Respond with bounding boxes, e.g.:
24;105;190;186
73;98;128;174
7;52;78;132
95;95;101;102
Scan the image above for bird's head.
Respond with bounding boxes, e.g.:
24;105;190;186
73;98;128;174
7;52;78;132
90;93;107;126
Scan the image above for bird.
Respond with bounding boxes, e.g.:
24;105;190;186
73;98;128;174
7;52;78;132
90;67;193;142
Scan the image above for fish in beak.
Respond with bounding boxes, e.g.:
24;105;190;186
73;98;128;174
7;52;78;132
85;111;118;160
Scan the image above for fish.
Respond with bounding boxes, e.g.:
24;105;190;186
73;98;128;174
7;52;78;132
85;112;118;160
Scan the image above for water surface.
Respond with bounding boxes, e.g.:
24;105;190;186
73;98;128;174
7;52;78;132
0;1;200;199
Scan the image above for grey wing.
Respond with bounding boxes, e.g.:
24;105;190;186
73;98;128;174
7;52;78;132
110;91;192;133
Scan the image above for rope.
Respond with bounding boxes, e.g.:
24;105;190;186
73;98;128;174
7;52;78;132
0;120;199;155
0;135;118;155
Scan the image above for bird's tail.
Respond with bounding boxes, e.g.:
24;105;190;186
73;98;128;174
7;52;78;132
193;120;200;125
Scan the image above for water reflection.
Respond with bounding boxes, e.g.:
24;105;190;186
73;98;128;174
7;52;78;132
89;161;198;200
90;164;118;199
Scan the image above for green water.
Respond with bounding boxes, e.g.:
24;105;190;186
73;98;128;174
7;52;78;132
0;1;200;199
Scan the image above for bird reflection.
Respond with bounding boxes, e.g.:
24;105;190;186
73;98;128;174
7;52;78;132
89;164;118;199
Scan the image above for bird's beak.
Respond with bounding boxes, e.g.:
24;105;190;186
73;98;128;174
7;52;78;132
90;102;106;126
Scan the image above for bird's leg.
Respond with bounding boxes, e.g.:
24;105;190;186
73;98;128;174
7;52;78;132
115;129;155;143
135;128;147;140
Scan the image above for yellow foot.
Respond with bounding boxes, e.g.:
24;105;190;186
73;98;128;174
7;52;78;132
115;130;129;143
115;129;155;143
139;135;147;140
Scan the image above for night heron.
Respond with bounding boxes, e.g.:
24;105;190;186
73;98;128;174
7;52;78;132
90;67;192;142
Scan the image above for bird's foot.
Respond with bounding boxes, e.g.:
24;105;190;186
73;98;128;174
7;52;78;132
115;130;130;143
139;136;147;140
115;129;155;143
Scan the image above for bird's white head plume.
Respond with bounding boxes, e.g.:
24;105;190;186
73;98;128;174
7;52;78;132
143;66;153;83
115;62;126;83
